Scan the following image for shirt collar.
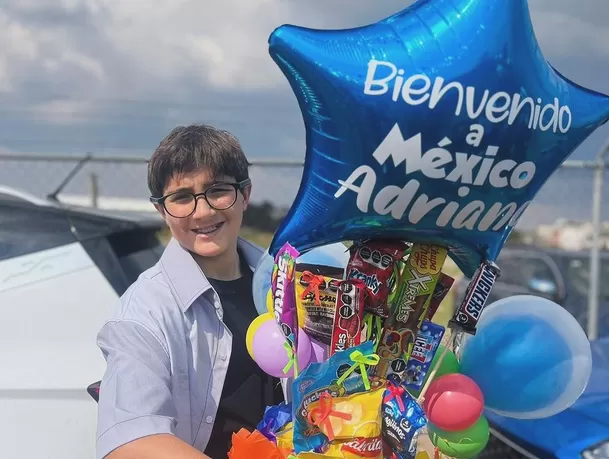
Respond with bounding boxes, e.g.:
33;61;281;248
159;236;264;312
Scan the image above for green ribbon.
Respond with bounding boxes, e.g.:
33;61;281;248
335;350;380;390
282;341;299;377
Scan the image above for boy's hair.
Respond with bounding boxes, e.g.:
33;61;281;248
147;124;251;197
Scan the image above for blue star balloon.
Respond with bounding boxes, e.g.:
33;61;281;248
267;0;609;277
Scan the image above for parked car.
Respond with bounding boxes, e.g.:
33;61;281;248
0;186;167;459
453;246;609;458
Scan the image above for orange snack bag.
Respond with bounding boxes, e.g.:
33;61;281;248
306;387;383;443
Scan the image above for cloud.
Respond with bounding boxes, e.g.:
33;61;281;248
530;3;609;60
0;0;607;206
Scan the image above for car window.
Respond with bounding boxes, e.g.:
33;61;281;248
564;256;609;301
81;226;167;296
107;227;167;287
497;255;558;288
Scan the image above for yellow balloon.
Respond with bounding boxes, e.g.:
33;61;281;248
266;288;274;315
246;312;274;359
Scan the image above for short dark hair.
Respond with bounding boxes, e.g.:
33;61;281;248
147;124;251;197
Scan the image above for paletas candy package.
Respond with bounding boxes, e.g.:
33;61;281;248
330;279;367;356
346;240;408;317
374;244;447;380
382;381;427;459
291;341;381;454
295;263;345;345
272;242;301;373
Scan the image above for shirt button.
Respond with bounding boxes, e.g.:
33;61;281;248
206;416;214;424
220;354;227;361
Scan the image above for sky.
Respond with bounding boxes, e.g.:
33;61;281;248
0;0;608;225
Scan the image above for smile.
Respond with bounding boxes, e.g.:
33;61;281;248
192;222;224;235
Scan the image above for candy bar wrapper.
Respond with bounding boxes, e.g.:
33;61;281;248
425;273;455;322
404;321;445;390
272;242;301;370
346;240;409;317
382;382;427;459
257;401;293;443
330;279;366;356
449;261;500;335
295;263;345;345
374;244;447;379
292;341;382;454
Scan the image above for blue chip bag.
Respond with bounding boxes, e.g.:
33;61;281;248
291;340;382;454
381;381;427;458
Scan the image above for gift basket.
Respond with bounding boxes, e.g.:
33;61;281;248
229;0;609;456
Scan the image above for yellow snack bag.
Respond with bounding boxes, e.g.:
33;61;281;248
324;437;384;459
276;422;295;455
289;453;343;459
306;387;383;443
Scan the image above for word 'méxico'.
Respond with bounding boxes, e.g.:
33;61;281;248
332;59;568;233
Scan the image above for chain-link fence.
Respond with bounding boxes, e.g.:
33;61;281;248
1;150;608;337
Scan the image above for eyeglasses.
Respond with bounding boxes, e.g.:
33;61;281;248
150;178;251;218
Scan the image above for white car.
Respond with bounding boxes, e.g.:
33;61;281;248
0;186;167;459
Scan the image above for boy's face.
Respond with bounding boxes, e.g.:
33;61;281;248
155;167;251;260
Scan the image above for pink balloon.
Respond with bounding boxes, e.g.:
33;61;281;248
310;338;329;363
251;321;312;378
423;374;484;432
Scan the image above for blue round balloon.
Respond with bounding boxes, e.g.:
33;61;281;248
459;295;592;419
265;0;609;277
252;243;350;315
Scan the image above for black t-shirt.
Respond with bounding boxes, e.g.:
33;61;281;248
204;255;284;458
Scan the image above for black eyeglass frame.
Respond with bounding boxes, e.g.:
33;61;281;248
150;178;251;218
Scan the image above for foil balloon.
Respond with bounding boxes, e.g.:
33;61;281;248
267;0;609;277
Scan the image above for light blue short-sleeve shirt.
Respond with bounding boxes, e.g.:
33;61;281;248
95;237;287;458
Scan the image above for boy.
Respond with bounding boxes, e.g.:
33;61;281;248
95;125;284;459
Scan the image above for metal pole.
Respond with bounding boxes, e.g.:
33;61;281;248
89;172;99;208
588;141;609;340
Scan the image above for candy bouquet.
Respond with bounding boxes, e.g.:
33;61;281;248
233;239;495;459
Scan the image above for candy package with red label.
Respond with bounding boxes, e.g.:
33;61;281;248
330;279;366;356
346;240;408;318
295;264;344;345
425;273;455;322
